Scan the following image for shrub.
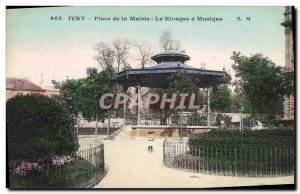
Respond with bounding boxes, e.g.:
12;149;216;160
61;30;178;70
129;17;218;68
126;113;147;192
10;158;95;188
216;114;232;126
189;129;294;149
7;94;79;160
182;130;295;176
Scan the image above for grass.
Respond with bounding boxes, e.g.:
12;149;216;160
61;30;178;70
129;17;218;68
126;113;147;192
10;158;96;188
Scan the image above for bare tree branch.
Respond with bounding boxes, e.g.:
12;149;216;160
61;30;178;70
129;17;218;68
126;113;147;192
95;42;116;74
112;38;131;72
132;40;153;69
159;30;184;53
160;30;172;51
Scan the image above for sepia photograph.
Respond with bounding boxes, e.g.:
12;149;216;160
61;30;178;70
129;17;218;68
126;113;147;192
5;6;295;189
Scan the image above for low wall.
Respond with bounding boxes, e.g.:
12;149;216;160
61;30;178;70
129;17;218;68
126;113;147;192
125;127;210;138
78;127;119;135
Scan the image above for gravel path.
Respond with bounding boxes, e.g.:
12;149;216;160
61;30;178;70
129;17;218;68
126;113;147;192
93;137;294;188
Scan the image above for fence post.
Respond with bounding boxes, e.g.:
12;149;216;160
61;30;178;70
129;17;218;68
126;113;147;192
202;146;206;172
265;147;268;176
207;87;211;128
198;147;200;172
224;148;227;175
94;148;97;186
220;147;223;174
210;147;213;174
292;147;295;174
95;113;98;140
250;148;252;176
285;148;288;174
234;148;237;176
275;147;277;176
215;147;217;174
76;115;80;136
184;141;187;170
123;98;126;126
163;140;165;163
270;148;272;176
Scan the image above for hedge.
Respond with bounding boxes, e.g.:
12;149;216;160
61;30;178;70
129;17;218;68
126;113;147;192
188;129;294;149
7;94;79;160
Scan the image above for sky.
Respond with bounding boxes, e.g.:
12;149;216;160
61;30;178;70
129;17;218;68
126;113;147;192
6;6;286;88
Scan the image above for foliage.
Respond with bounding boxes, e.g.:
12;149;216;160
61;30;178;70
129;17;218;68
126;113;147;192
47;159;95;185
184;130;295;175
52;68;117;121
216;114;232;126
211;84;233;112
166;72;199;94
51;78;85;116
78;68;117;120
231;51;285;118
148;72;204;111
189;130;294;149
225;93;242;113
10;159;94;188
172;140;294;176
7;94;79;160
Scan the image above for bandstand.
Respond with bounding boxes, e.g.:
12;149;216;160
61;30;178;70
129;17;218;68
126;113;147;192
113;51;231;130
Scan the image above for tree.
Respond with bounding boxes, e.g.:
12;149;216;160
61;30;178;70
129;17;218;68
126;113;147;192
162;72;203;111
211;84;233;113
231;51;285;119
95;42;116;74
52;78;85;116
166;72;199;94
7;94;78;160
112;38;131;72
53;68;117;139
83;68;117;120
225;93;242;113
132;40;153;69
159;30;184;53
52;68;117;121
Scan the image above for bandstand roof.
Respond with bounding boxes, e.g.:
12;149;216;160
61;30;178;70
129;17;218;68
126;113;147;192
113;51;231;89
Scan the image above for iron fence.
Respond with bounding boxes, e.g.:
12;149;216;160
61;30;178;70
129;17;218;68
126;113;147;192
77;127;119;136
125;112;215;126
163;140;294;177
8;141;107;188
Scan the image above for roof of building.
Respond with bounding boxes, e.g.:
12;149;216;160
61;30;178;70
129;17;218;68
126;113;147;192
6;78;45;92
113;52;231;89
151;51;190;63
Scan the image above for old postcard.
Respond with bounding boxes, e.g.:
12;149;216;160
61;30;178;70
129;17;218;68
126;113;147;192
6;6;295;189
